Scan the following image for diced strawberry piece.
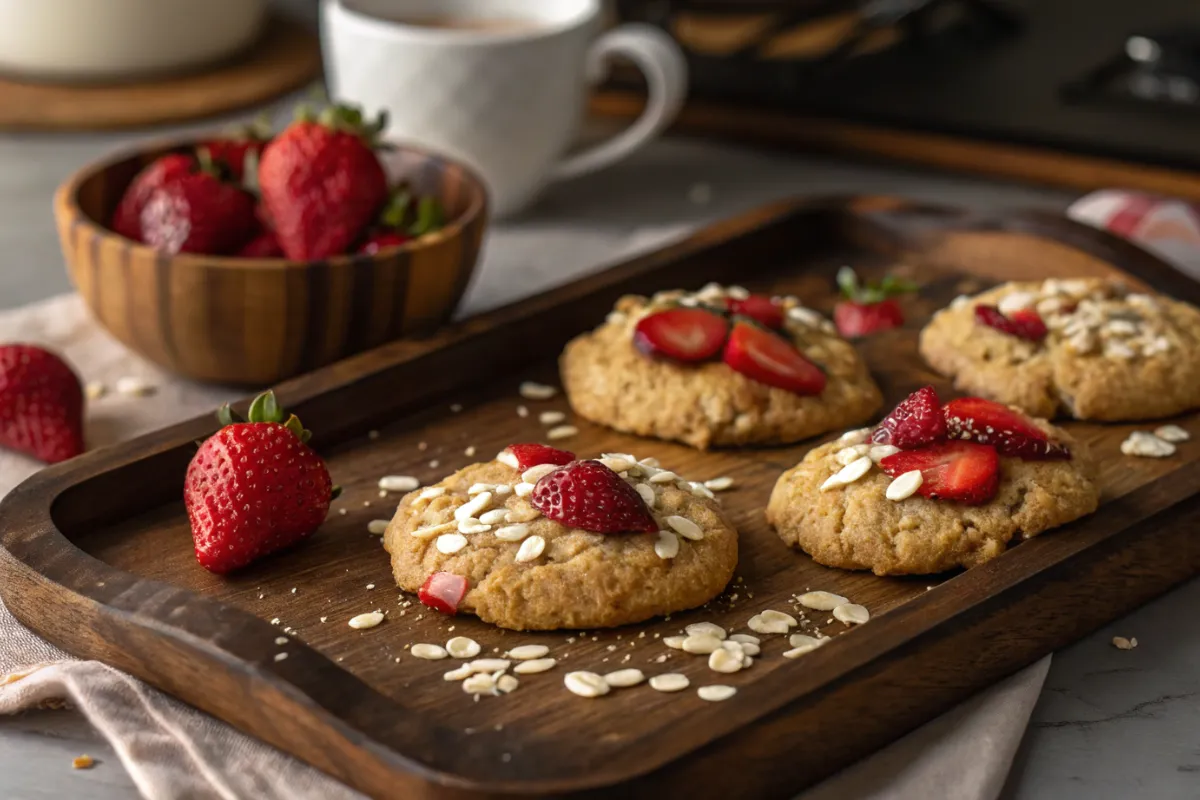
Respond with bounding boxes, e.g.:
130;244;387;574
531;460;657;534
871;385;947;448
974;305;1048;342
418;572;468;615
634;308;729;362
834;298;905;338
943;397;1070;460
879;441;1000;505
722;321;826;395
505;443;575;472
728;294;784;329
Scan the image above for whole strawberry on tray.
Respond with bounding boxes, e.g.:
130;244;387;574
833;267;919;338
184;391;337;574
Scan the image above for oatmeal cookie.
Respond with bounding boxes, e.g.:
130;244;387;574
919;278;1200;420
767;423;1100;576
560;284;883;449
384;450;738;630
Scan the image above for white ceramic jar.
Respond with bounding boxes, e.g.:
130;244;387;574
0;0;268;81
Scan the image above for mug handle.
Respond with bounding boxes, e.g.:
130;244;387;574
550;24;688;183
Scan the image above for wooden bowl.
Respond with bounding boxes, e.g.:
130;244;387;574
54;140;488;385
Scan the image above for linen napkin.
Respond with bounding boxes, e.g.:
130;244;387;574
0;221;1051;799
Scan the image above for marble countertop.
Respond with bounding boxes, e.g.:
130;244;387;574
0;100;1197;799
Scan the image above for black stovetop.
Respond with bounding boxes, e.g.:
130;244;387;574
621;0;1200;170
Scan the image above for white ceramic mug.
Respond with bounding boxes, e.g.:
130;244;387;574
322;0;688;217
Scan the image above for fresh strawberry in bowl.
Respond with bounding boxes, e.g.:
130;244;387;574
0;344;85;464
184;391;337;574
56;101;488;385
833;267;919;338
356;188;445;255
198;115;272;183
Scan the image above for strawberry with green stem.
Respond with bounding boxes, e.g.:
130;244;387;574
140;147;258;255
185;391;338;574
834;267;919;338
198;114;273;184
258;103;390;260
358;185;446;254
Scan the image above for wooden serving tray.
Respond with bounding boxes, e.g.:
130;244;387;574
2;197;1199;799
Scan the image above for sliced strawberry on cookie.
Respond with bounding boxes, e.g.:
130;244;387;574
728;294;784;329
944;397;1070;460
634;307;729;362
833;268;918;338
879;441;1000;505
974;305;1048;342
871;385;947;448
501;443;575;472
531;460;657;533
419;571;469;615
723;320;826;395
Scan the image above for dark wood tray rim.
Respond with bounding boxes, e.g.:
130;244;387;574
3;196;1199;797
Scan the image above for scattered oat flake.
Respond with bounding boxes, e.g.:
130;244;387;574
368;429;380;440
663;635;686;650
412;643;449;660
708;648;743;674
429;460;440;468
698;685;736;702
513;658;557;675
833;603;870;625
508;644;550;660
496;674;519;694
274;636;288;646
464;446;477;457
565;671;609;697
72;755;95;770
379;475;420;492
1121;431;1175;458
84;382;106;400
604;668;645;688
338;508;347;516
274;653;288;662
450;403;463;413
349;612;385;630
546;425;578;441
1154;425;1189;443
519;381;558;400
649;673;689;693
1112;636;1138;650
798;591;849;611
115;376;155;397
516;405;529;418
463;674;496;695
539;410;566;425
367;520;389;535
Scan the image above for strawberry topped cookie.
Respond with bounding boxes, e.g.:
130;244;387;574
384;444;738;630
767;387;1100;575
919;278;1200;420
560;283;883;449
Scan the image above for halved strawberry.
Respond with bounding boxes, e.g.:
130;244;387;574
879;442;1000;505
871;385;947;448
728;294;784;329
504;443;575;472
418;572;468;614
974;305;1048;342
834;298;905;338
634;308;729;362
531;460;657;533
943;397;1070;460
722;321;826;395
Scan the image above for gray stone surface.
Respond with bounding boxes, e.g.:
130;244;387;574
0;34;1196;800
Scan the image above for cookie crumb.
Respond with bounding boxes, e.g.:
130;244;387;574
72;755;94;770
519;381;558;400
1112;636;1138;650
